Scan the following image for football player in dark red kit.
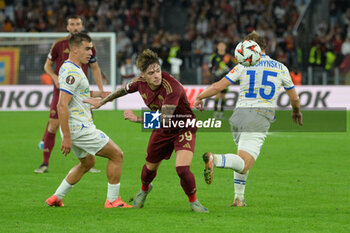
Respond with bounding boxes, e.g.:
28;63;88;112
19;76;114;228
35;15;106;174
84;49;208;213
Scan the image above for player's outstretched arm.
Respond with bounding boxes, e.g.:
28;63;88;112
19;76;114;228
84;86;127;109
90;91;111;98
194;77;231;111
286;88;303;126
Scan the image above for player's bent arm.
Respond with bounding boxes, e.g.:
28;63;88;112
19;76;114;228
44;58;58;87
286;88;303;126
194;77;231;110
196;77;231;101
90;62;104;92
161;104;177;125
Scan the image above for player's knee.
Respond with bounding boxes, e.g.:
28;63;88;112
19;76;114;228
112;148;124;162
81;156;95;170
176;166;190;178
241;158;254;174
48;120;59;133
241;166;250;174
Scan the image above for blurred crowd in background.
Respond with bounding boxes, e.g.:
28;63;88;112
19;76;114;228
0;0;350;84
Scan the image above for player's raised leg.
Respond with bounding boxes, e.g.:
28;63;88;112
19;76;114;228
133;161;160;208
96;139;132;208
202;150;254;207
176;150;208;213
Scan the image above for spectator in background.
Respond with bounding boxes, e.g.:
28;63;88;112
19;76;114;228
333;33;343;65
41;73;53;85
325;43;336;72
2;16;13;32
169;56;183;81
341;36;350;56
309;40;323;67
1;0;349;85
209;41;235;119
290;66;302;85
120;57;139;85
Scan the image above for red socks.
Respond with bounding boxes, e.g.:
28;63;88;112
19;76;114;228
141;164;157;191
42;123;49;141
140;164;197;202
176;166;197;202
42;131;56;165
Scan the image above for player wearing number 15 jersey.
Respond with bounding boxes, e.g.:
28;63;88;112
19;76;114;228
194;31;303;207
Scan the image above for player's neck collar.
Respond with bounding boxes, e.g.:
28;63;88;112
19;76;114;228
65;60;81;69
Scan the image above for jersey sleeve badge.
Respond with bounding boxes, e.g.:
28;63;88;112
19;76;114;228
66;75;75;85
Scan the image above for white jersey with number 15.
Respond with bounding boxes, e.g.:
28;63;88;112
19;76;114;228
225;55;294;120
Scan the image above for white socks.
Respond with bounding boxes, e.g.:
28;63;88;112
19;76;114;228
212;153;248;200
234;171;248;200
213;153;245;173
54;180;120;202
107;183;120;202
55;179;73;200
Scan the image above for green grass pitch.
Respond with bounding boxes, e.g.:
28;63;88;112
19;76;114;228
0;111;349;233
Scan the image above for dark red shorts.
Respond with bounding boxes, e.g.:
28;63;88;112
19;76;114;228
49;85;59;119
146;128;197;163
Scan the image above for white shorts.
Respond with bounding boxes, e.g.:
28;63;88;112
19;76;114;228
62;124;110;159
229;109;270;160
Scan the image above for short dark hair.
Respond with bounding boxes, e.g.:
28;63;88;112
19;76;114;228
66;15;83;25
244;31;267;51
136;49;160;72
68;32;91;48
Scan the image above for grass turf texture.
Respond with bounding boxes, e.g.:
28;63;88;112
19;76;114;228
0;111;349;233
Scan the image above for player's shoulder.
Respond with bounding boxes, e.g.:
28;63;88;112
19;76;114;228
162;72;181;86
228;63;245;74
59;61;83;77
260;55;287;71
161;72;183;94
51;36;69;48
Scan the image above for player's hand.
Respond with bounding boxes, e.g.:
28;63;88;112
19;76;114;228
53;75;59;89
194;98;204;111
83;97;102;109
292;111;303;126
124;110;138;122
61;136;71;156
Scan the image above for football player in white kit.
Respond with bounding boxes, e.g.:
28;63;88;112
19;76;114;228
45;33;131;208
194;32;303;207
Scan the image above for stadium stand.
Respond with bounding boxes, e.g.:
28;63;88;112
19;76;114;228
0;0;349;84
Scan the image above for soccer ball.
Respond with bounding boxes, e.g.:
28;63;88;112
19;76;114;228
234;40;261;66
